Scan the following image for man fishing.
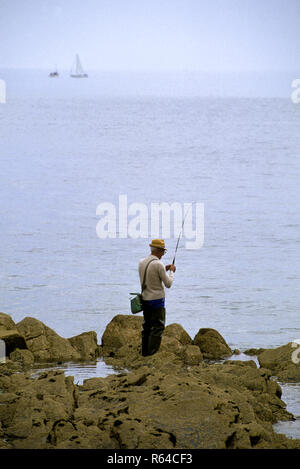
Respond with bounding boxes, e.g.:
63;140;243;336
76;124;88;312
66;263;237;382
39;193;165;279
138;239;176;356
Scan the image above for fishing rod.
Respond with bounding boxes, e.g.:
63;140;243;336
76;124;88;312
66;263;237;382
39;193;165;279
172;203;194;265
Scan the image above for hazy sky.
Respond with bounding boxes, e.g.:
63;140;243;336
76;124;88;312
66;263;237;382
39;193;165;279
0;0;299;72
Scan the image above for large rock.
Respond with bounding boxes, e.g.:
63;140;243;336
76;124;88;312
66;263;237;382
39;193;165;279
164;323;192;345
101;315;193;355
258;343;300;382
101;314;143;353
163;325;202;365
101;315;200;370
68;331;99;360
159;335;184;356
16;317;81;362
193;328;232;360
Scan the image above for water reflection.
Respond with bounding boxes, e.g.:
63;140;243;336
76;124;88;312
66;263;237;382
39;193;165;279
30;358;125;385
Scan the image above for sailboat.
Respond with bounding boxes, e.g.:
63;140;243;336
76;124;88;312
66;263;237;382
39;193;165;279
70;54;88;78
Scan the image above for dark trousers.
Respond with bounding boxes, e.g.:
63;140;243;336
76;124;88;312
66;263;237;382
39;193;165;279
141;304;166;356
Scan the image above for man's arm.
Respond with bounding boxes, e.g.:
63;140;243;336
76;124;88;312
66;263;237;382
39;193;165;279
158;263;175;288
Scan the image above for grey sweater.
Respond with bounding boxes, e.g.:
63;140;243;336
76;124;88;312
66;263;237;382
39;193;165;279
138;254;174;300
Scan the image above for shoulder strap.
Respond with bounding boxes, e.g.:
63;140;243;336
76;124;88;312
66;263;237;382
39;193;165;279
141;258;156;292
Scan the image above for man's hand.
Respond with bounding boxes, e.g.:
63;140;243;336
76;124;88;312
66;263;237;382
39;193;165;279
166;264;176;272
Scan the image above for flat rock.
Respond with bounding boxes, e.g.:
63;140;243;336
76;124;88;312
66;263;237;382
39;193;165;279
0;369;77;448
72;362;298;449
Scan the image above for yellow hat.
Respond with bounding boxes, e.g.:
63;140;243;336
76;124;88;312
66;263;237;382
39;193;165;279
149;239;167;251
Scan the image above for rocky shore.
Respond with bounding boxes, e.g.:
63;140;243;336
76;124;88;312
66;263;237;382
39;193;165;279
0;312;300;449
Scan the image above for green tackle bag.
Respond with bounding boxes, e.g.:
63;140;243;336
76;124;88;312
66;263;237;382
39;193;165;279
130;258;155;314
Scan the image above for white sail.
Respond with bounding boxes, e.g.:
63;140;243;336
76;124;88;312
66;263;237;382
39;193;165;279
70;54;88;78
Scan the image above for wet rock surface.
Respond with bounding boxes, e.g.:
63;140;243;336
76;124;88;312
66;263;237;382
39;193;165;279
0;312;299;449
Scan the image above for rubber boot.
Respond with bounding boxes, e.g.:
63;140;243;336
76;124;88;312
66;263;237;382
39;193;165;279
147;334;163;356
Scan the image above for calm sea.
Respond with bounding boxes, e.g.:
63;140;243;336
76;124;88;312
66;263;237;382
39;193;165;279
0;70;299;351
